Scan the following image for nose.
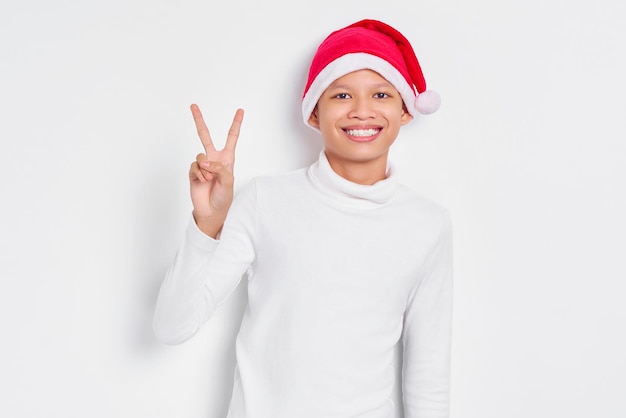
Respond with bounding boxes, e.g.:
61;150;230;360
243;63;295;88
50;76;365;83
347;97;376;120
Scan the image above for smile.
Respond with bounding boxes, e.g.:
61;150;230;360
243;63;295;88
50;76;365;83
344;128;381;137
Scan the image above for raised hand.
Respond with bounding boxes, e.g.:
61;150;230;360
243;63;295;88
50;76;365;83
188;104;244;238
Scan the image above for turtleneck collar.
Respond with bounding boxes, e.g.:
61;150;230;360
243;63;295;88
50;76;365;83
306;151;399;209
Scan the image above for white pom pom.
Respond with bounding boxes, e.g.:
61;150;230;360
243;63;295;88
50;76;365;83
415;90;441;115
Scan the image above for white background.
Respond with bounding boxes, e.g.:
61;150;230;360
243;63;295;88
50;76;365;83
1;0;625;417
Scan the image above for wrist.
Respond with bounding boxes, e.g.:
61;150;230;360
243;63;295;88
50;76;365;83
192;211;226;239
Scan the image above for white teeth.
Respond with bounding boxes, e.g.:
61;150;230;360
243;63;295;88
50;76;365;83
345;128;379;137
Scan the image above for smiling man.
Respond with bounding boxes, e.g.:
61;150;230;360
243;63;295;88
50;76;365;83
153;19;453;418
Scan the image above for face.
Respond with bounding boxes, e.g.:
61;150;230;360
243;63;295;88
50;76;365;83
308;69;413;179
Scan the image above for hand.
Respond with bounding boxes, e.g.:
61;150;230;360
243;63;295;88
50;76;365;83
188;104;244;238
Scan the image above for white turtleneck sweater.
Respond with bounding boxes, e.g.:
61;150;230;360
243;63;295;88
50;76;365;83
153;151;453;418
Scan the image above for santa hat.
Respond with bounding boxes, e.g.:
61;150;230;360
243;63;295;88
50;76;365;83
302;19;440;130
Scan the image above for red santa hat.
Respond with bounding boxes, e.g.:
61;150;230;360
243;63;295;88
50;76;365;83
302;19;440;130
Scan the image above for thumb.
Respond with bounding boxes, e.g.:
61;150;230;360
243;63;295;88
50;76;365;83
203;161;234;187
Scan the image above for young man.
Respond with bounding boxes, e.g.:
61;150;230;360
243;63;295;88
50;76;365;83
154;19;453;418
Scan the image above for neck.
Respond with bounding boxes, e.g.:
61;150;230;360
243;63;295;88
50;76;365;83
324;151;389;185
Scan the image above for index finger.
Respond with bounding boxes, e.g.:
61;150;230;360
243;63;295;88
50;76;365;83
224;108;244;152
190;103;215;153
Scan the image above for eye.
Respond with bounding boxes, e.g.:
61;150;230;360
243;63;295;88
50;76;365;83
334;93;351;99
374;92;390;99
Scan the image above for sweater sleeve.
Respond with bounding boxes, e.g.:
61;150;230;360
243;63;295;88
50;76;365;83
152;181;258;345
402;212;454;418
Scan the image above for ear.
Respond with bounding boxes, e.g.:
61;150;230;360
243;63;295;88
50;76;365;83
308;107;320;128
400;106;413;125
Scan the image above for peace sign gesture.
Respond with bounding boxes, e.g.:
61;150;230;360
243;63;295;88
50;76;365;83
188;104;244;238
